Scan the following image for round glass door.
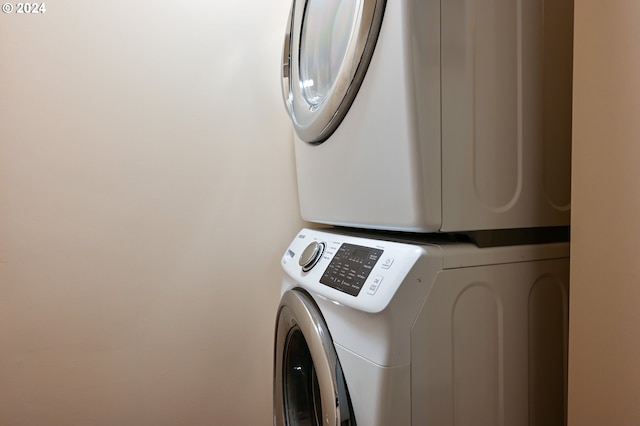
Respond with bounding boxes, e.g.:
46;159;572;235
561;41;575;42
273;289;356;425
283;327;324;424
299;0;358;108
282;0;386;144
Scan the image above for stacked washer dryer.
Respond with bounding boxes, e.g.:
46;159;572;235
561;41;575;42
274;0;573;425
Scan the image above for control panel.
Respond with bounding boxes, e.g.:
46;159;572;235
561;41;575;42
320;243;383;296
281;228;424;313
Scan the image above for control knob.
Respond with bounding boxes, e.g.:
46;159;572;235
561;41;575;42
299;241;325;272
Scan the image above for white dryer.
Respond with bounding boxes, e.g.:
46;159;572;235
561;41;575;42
274;228;569;425
281;0;574;232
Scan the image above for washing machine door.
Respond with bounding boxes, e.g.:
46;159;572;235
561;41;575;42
274;289;356;425
281;0;386;144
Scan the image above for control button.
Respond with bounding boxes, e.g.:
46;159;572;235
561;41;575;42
381;258;394;269
299;241;325;272
366;275;384;295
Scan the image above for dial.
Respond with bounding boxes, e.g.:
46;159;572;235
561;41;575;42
299;241;325;272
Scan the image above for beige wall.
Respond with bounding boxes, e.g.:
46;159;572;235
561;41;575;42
0;1;303;425
569;1;640;424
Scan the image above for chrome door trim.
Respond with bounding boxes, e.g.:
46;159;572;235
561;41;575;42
274;289;353;425
281;0;386;144
281;0;294;112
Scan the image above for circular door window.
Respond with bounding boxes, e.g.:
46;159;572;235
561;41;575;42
299;0;358;108
283;327;324;424
273;289;356;425
282;0;386;144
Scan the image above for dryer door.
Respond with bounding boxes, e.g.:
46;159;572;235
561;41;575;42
274;289;356;425
281;0;386;144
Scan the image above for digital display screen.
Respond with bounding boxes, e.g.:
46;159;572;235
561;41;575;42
351;248;369;262
320;243;383;296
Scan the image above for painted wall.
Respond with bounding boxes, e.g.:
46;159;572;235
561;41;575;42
569;1;640;424
0;1;302;424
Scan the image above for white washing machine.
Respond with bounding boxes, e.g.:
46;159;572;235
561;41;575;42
274;228;569;425
281;0;574;232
